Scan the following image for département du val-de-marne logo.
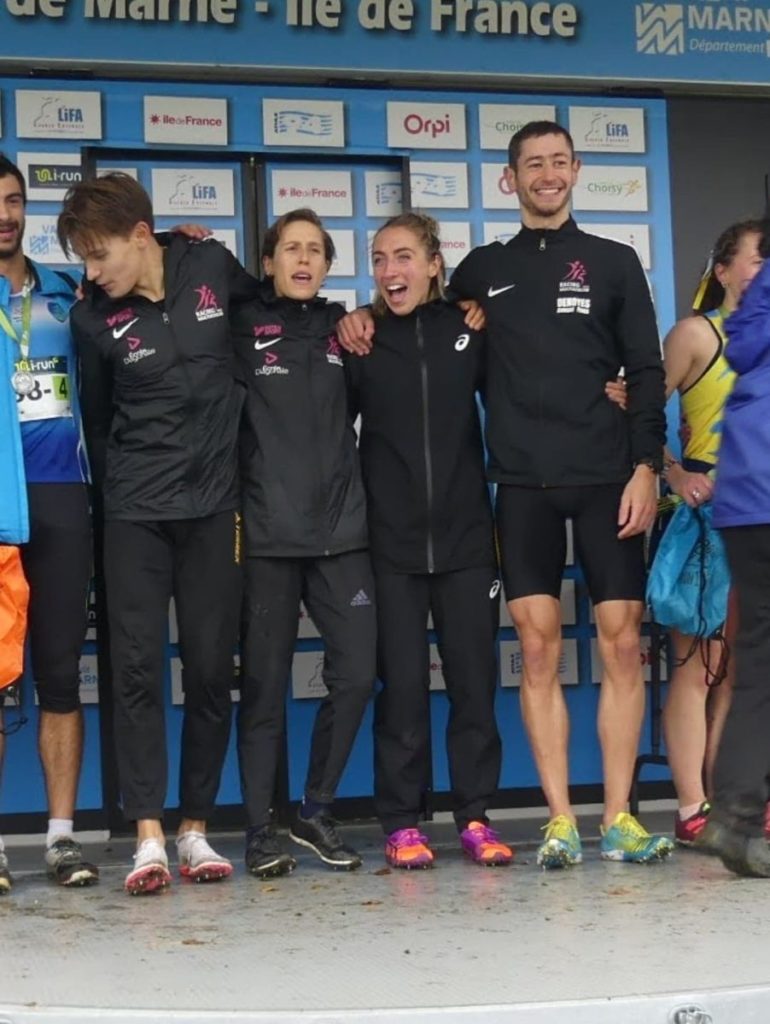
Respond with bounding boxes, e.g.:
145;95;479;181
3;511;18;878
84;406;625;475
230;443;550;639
635;4;684;55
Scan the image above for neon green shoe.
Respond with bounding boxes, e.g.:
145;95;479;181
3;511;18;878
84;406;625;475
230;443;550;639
537;815;582;869
600;812;675;863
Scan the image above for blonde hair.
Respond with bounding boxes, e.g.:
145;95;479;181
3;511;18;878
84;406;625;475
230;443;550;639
371;212;446;316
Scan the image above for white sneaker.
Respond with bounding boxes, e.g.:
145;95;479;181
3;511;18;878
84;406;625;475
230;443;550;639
125;838;171;895
176;831;233;883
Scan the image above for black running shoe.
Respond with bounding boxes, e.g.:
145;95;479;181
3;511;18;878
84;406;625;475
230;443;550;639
45;838;100;887
289;810;362;870
0;850;11;895
245;825;296;879
698;820;770;878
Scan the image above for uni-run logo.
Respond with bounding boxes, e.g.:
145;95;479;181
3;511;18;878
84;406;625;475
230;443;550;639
33;97;86;130
635;4;685;55
273;111;333;137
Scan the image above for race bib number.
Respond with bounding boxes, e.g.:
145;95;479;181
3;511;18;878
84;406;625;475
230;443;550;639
14;355;73;423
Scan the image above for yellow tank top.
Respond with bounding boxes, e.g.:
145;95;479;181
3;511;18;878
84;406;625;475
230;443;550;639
680;308;736;467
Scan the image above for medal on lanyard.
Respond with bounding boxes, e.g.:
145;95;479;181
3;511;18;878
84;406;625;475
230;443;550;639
0;277;34;395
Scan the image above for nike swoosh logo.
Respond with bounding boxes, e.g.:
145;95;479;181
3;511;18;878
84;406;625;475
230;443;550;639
254;337;282;350
487;285;516;298
112;318;139;339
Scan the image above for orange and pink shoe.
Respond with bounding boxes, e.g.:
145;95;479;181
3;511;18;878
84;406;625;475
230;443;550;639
460;821;514;866
385;828;435;870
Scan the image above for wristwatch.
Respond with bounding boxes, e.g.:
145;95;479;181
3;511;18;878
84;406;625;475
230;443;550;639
633;457;662;474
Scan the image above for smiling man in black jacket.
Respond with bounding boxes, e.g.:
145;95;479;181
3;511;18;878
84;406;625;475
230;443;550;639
449;121;671;869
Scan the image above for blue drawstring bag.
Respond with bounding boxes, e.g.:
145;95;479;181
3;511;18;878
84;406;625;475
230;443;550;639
646;501;730;638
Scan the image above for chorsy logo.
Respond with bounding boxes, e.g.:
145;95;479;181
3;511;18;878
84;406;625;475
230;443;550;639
28;163;83;189
635;4;684;55
273;110;333;137
326;334;343;367
194;284;224;322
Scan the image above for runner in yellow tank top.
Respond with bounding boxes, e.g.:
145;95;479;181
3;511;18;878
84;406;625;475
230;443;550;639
661;221;764;847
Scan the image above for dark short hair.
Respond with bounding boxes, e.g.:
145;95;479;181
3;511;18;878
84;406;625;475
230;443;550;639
57;172;154;257
508;120;575;169
262;208;335;265
0;153;26;205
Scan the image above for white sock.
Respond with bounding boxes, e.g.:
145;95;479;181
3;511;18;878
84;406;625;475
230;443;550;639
47;818;74;848
678;802;703;822
0;835;5;853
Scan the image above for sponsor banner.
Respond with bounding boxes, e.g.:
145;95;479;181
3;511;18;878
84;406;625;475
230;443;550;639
15;90;102;140
151;168;235;216
590;635;662;684
144;95;228;146
297;602;320;640
481;163;520;210
483;221;522;246
572;165;649;212
271;169;353;217
387;102;467;151
438;221;471;269
569;106;646;154
365;170;403;217
18;151;82;201
263;99;345;148
171;655;240;703
97;166;139;181
478;103;556;150
410;162;468;210
499;578;576;627
210;228;238;256
579;222;652;270
292;650;328;700
23;215;68;264
320;288;358;311
78;655;99;705
500;638;578;688
328;229;356;276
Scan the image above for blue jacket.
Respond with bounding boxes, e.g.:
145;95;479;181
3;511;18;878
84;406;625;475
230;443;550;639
713;259;770;528
0;261;80;543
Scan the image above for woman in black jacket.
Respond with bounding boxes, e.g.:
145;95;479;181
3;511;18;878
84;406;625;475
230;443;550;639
231;209;376;878
346;213;512;868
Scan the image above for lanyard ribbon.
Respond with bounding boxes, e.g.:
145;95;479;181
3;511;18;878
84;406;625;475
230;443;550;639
0;284;32;361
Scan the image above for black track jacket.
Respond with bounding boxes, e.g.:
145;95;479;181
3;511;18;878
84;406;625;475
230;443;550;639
346;301;494;575
72;236;258;521
450;218;666;486
231;282;367;559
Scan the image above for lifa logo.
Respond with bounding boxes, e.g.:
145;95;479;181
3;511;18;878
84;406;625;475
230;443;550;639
33;97;85;131
170;174;219;209
194;284;224;322
635;4;684;55
273;110;333;137
585;113;629;146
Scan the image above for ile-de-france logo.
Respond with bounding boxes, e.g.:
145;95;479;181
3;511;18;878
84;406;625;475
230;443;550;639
635;4;684;55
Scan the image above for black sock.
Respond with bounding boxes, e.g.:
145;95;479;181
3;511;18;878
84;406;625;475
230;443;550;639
301;798;331;820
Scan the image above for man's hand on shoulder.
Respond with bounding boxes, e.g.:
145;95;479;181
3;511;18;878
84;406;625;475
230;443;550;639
337;307;375;356
457;299;485;332
617;463;658;539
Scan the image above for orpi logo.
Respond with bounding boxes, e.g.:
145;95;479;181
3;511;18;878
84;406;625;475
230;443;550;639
635;4;684;55
403;112;453;140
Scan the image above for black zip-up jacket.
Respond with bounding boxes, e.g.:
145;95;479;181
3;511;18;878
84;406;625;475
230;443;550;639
346;301;494;575
449;217;666;486
72;236;258;521
231;282;367;558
